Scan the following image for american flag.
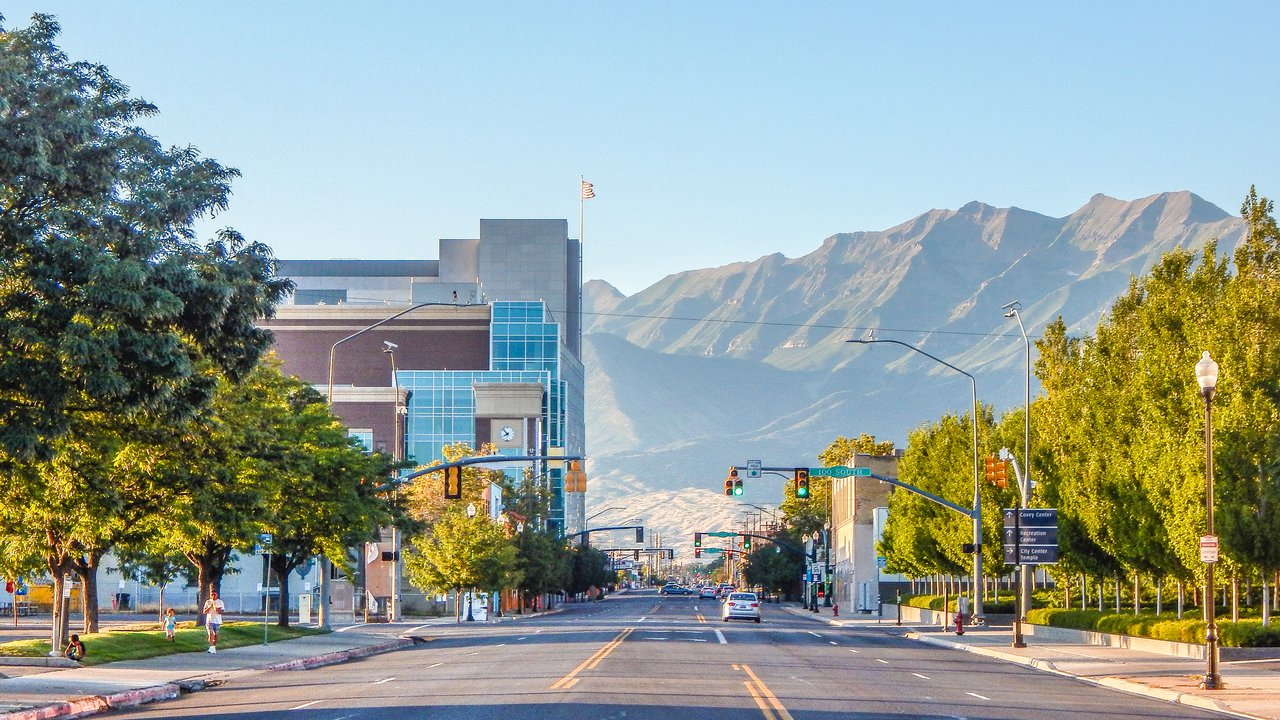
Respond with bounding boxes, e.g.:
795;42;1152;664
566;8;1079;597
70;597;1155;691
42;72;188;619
581;180;595;199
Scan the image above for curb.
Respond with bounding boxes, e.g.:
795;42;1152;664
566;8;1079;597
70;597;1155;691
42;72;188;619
0;683;180;720
904;632;1265;720
262;637;413;672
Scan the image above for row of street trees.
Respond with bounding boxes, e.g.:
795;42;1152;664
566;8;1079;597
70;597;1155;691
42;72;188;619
877;187;1280;622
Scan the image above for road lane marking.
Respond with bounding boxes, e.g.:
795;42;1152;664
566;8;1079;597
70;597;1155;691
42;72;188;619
551;628;634;689
518;637;527;641
807;631;822;637
715;629;727;644
696;613;707;623
428;662;443;668
739;664;794;720
290;701;322;710
875;659;889;664
912;673;931;680
828;641;837;645
967;692;990;701
847;649;860;653
372;677;395;685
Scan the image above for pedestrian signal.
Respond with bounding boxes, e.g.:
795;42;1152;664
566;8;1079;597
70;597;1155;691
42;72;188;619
444;465;463;499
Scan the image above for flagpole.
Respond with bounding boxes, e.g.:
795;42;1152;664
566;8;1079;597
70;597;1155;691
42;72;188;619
579;175;585;250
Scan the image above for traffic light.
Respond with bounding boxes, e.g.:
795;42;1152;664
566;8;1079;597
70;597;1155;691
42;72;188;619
994;460;1008;489
734;476;743;496
694;532;702;548
636;527;644;543
984;455;997;484
565;460;587;493
724;470;735;496
694;548;701;558
742;536;751;550
444;465;462;499
633;550;640;560
794;468;810;499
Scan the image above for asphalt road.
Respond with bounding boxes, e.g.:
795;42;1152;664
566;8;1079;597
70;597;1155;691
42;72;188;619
101;590;1231;720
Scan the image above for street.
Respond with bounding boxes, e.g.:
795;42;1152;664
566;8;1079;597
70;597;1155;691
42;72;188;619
98;589;1230;720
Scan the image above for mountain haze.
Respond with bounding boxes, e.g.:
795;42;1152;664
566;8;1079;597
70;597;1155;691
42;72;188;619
580;191;1246;558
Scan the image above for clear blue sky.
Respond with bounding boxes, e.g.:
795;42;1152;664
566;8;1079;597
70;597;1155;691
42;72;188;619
6;3;1277;295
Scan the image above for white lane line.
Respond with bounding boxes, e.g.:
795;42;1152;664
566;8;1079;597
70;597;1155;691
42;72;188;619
828;641;838;645
428;662;444;668
848;649;860;654
403;624;435;635
967;692;990;701
808;631;822;637
290;700;322;710
372;677;395;685
912;672;931;680
715;629;728;644
495;643;506;647
690;638;707;642
518;637;528;641
875;658;889;664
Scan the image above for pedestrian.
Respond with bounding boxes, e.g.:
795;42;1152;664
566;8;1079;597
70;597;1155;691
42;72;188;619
202;589;225;654
64;634;86;661
164;607;177;641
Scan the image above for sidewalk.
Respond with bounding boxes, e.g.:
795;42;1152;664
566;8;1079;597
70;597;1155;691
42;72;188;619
781;602;1280;720
0;627;415;720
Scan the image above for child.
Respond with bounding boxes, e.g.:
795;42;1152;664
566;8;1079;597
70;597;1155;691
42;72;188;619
164;608;177;641
65;634;86;661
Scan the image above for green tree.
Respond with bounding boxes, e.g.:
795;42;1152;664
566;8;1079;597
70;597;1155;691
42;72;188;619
403;507;518;620
0;15;291;459
782;433;895;536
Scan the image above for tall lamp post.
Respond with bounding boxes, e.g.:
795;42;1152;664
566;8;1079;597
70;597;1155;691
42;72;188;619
1196;351;1222;690
322;301;462;630
849;336;984;622
1003;301;1031;648
383;340;404;623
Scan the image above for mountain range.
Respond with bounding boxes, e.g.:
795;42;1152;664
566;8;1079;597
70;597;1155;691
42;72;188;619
578;191;1246;560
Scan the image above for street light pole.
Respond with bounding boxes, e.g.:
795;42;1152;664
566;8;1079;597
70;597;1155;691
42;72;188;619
849;336;984;622
383;341;403;623
1003;301;1031;647
321;301;462;631
1196;351;1221;690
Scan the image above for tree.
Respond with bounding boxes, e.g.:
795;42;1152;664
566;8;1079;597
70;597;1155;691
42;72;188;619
403;507;518;620
781;433;895;536
0;15;292;460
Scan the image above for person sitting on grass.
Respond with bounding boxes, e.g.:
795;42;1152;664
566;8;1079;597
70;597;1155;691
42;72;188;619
65;634;85;661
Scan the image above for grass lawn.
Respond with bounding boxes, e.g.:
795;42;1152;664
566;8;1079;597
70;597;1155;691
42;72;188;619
0;621;326;665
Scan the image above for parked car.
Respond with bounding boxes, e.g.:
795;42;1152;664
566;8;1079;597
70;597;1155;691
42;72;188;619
722;592;762;623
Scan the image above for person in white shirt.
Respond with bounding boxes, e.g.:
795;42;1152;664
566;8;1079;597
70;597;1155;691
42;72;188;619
202;590;225;653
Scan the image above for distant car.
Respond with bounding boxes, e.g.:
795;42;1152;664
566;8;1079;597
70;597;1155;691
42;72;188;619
698;586;717;599
660;584;678;595
722;592;762;623
662;584;694;596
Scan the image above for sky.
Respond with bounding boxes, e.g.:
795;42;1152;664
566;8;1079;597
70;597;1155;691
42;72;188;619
5;3;1278;295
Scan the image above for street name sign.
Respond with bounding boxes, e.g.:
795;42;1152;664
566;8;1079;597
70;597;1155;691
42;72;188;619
808;466;872;478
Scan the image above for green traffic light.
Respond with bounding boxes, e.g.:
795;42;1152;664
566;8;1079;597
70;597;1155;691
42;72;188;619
796;486;809;498
734;485;743;496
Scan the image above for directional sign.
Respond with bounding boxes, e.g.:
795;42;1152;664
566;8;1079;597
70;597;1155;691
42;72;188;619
706;531;738;538
1003;507;1059;565
808;466;872;478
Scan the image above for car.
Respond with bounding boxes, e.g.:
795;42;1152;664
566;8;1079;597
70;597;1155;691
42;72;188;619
722;592;762;623
660;583;678;595
698;586;717;599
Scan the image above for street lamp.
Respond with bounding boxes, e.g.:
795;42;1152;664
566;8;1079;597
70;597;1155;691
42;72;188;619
321;301;463;631
1195;350;1221;690
586;506;623;524
848;335;984;622
1003;300;1031;648
382;340;404;623
465;502;478;622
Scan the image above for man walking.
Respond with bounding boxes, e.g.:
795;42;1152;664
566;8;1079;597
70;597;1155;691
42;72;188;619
202;590;225;654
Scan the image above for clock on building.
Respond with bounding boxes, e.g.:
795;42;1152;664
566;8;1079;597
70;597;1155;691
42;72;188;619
499;425;516;442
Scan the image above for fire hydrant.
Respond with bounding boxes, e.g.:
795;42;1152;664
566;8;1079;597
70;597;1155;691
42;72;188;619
954;612;965;635
833;603;839;617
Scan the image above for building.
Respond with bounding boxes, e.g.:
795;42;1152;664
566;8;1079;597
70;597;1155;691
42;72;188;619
830;451;904;614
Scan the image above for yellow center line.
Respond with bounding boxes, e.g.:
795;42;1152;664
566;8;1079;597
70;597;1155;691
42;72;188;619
739;664;794;720
696;613;706;623
551;628;633;688
744;680;779;720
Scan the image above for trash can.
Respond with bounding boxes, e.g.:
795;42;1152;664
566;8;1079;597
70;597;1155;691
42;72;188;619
113;592;131;610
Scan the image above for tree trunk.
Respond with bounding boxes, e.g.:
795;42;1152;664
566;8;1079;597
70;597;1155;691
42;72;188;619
187;538;231;626
1232;573;1240;623
74;552;103;634
270;553;302;627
